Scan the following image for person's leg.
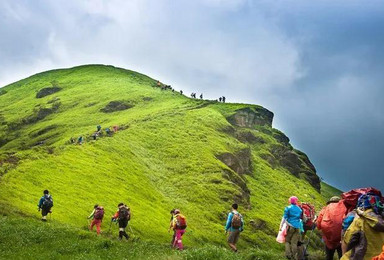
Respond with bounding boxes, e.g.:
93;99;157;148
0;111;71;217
90;219;96;231
95;220;101;235
177;230;185;250
122;220;129;239
336;245;342;259
290;229;300;260
285;227;294;259
171;231;176;247
325;246;335;260
227;230;239;252
41;208;48;221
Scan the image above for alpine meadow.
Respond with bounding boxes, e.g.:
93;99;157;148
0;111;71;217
0;65;341;259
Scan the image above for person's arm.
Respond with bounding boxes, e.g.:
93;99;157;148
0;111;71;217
316;208;325;230
88;209;95;219
38;197;44;209
225;212;233;232
112;211;119;220
283;206;289;221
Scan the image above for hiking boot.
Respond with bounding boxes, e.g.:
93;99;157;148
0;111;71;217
41;219;47;222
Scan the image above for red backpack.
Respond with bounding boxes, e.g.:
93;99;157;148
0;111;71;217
176;214;187;230
94;207;104;220
300;203;315;231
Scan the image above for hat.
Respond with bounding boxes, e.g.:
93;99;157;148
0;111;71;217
174;209;180;214
327;196;341;204
289;196;298;205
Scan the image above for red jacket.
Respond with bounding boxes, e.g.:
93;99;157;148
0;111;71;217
317;200;346;249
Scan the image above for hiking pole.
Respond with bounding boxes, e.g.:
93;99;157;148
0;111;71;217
302;225;316;260
107;219;113;235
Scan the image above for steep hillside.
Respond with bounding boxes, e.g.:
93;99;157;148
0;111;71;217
0;65;337;256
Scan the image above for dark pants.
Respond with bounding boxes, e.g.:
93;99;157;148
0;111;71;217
118;218;129;239
326;245;342;260
41;207;51;217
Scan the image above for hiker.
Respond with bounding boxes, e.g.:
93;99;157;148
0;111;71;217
222;96;226;103
113;125;118;133
105;127;111;135
180;90;183;95
92;132;98;140
225;203;244;252
281;196;303;260
219;97;222;102
97;125;101;132
168;209;176;246
171;209;187;250
70;137;75;144
157;80;161;87
78;136;83;145
200;93;203;99
317;196;346;260
112;203;131;240
341;193;384;260
88;204;104;235
37;190;53;222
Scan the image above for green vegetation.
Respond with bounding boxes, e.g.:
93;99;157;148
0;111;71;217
0;65;338;259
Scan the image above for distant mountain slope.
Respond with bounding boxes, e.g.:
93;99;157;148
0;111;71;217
0;65;337;250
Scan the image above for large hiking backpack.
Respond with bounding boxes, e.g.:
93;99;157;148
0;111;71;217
94;207;104;220
119;206;131;220
231;213;243;229
300;203;315;231
42;195;53;209
176;214;187;230
342;187;382;213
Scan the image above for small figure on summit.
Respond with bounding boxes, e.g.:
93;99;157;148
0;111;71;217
199;93;203;99
37;190;53;222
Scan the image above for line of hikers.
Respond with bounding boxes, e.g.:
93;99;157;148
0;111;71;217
37;187;384;258
278;187;384;260
38;190;243;251
154;79;227;103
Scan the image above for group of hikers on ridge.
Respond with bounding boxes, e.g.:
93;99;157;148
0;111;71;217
37;187;384;259
154;79;226;103
70;124;120;145
279;188;384;260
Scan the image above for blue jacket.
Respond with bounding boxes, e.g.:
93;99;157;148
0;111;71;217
284;204;302;229
225;211;244;232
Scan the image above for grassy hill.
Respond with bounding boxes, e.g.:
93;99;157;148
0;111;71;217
0;65;342;259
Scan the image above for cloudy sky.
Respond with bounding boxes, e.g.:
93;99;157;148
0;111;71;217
1;0;383;192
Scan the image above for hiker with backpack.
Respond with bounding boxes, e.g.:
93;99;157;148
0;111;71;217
88;204;104;235
225;203;244;252
317;196;346;260
281;196;303;260
341;193;384;260
112;203;131;240
171;209;187;250
37;190;53;222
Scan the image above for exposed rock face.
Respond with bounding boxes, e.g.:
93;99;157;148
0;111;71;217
269;144;320;190
36;87;61;98
227;107;274;128
222;169;250;206
236;131;265;144
272;130;290;145
217;148;252;175
100;101;134;113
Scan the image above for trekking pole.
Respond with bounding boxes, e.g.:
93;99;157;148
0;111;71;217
302;226;316;260
107;219;113;235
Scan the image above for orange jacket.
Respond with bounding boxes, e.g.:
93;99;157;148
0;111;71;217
317;201;346;250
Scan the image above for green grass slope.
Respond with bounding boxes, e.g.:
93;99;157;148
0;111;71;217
0;65;341;258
